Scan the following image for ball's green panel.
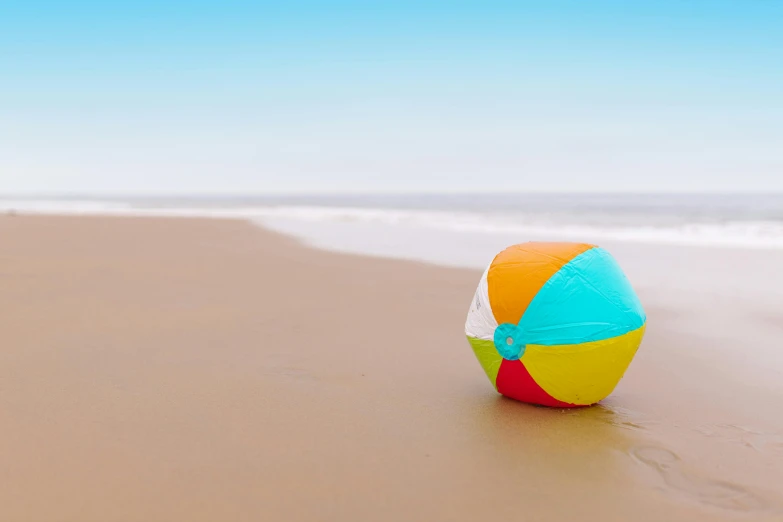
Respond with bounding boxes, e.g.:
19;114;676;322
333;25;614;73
466;336;503;389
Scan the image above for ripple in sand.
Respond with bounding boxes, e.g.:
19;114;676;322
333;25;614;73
630;445;769;513
696;423;783;453
576;404;659;432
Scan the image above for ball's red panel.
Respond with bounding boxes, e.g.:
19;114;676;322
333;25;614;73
495;359;577;408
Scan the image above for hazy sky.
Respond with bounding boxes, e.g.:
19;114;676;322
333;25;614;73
2;1;782;194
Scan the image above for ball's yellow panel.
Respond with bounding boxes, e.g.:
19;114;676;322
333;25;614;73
522;324;646;405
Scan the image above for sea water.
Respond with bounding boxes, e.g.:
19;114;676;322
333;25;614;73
2;193;783;265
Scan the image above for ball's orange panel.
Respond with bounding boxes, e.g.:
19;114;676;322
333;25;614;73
487;242;595;325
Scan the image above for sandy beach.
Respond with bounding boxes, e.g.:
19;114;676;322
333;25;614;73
1;214;782;522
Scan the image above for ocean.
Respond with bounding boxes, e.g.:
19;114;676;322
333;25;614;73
2;193;783;268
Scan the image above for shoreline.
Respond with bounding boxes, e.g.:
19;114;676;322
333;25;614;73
3;199;783;251
1;214;781;521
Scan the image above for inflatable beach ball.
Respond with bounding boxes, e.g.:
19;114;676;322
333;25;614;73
465;242;646;407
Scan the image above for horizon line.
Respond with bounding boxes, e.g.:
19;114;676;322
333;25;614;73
3;188;783;198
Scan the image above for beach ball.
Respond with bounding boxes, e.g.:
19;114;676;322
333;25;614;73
465;242;646;407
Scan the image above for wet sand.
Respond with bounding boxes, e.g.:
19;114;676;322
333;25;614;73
1;215;781;521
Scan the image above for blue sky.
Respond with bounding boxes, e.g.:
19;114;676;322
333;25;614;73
1;1;782;194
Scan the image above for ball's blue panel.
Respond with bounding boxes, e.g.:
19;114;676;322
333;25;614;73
517;247;646;346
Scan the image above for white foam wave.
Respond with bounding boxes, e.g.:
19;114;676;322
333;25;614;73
2;200;783;250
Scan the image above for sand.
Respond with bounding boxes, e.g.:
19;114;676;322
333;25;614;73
1;215;781;521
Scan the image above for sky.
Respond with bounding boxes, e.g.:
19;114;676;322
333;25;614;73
1;1;782;194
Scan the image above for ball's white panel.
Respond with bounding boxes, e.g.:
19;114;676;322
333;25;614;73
464;264;498;340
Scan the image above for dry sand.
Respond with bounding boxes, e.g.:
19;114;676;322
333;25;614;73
1;215;782;521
